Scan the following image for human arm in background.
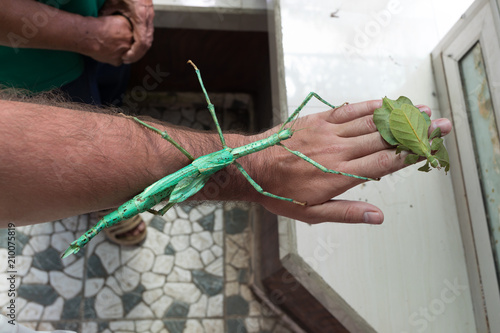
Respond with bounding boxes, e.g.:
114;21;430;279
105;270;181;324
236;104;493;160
99;0;155;64
0;0;133;66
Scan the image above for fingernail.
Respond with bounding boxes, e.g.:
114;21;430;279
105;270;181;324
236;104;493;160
363;212;382;224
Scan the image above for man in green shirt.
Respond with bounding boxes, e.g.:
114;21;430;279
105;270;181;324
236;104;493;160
0;0;153;104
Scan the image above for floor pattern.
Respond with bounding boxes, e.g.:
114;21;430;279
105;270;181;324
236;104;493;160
1;204;292;332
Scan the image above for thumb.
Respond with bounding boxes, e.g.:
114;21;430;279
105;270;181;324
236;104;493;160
122;29;152;64
122;42;142;64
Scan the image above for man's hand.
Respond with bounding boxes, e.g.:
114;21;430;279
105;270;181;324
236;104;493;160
238;100;452;224
78;15;133;66
0;0;134;66
100;0;155;64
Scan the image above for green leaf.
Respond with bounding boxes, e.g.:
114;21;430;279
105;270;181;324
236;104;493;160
429;127;441;140
374;109;397;145
418;161;431;172
395;145;410;154
435;144;450;173
374;96;412;146
404;153;419;165
421;111;431;128
389;104;430;156
385;96;413;109
374;95;450;174
430;137;443;151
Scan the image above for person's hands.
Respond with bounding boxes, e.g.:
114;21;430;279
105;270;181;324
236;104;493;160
79;15;133;66
244;100;452;224
100;0;155;64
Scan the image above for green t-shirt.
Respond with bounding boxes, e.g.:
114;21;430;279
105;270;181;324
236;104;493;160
0;0;106;92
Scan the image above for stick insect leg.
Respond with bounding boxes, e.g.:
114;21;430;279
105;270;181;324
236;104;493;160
120;113;194;162
149;202;176;216
234;162;306;205
278;143;379;181
281;92;339;131
187;60;227;148
125;115;195;161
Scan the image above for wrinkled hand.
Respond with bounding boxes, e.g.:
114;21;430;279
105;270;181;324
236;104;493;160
100;0;154;64
249;100;452;224
80;15;133;66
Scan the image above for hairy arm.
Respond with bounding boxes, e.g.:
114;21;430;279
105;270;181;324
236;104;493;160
0;0;132;65
0;99;452;227
0;99;247;225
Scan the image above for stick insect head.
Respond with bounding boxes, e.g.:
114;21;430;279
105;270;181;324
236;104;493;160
428;155;440;168
277;109;306;141
277;127;294;141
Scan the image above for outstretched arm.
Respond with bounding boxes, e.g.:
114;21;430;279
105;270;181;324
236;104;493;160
0;99;452;227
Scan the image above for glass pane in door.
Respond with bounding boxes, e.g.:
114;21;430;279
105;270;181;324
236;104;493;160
459;41;500;285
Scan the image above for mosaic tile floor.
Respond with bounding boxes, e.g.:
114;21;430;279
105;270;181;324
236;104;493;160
1;204;294;332
0;93;294;333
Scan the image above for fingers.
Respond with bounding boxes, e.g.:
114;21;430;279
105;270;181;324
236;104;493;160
344;118;452;158
338;117;452;180
99;0;154;64
88;15;133;66
415;104;431;117
122;29;153;64
332;102;438;137
416;105;454;136
346;148;408;180
343;132;392;160
293;200;384;224
122;3;155;64
331;100;451;161
336;114;378;137
429;118;452;136
327;100;382;124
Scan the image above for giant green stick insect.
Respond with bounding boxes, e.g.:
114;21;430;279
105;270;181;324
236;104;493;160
61;61;376;258
373;96;450;173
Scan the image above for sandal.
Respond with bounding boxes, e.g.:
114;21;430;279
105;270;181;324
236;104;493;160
95;210;147;246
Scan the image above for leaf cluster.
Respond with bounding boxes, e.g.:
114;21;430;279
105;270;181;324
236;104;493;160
373;96;450;173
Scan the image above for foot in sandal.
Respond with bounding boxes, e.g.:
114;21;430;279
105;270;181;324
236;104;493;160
95;210;147;246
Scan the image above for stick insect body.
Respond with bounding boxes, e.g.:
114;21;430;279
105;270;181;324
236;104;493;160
61;61;375;258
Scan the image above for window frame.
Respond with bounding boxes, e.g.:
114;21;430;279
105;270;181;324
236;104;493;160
431;0;500;331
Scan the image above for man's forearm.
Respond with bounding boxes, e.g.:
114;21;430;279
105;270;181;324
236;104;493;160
1;0;87;52
0;100;253;225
